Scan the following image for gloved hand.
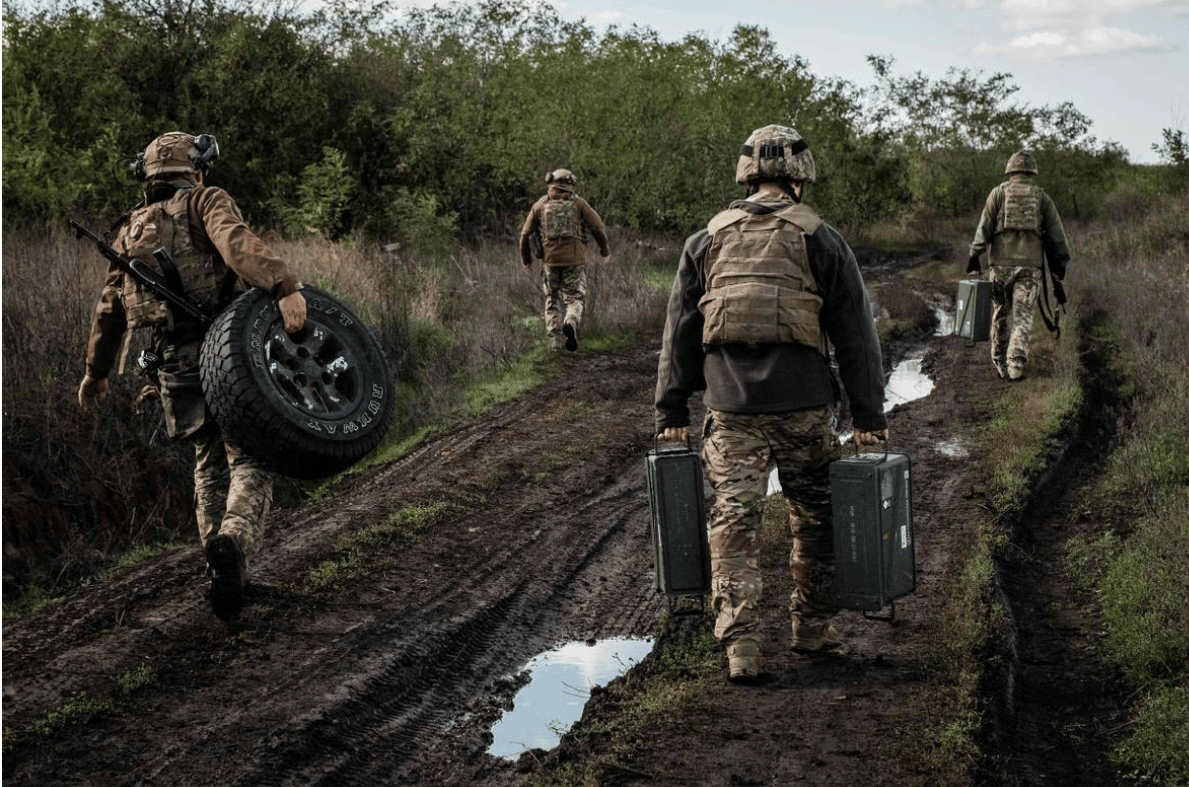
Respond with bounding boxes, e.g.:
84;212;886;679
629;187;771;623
278;290;307;334
656;426;689;442
852;428;888;447
78;375;109;411
966;254;981;275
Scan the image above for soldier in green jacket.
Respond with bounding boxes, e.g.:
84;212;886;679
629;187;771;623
967;151;1072;380
654;125;887;683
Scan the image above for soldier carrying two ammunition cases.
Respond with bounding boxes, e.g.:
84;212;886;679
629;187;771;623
654;125;887;683
77;131;307;623
967;150;1072;380
519;169;610;352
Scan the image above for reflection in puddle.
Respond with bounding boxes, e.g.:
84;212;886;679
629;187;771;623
936;438;969;458
934;306;956;337
488;637;654;759
884;357;934;411
769;357;933;494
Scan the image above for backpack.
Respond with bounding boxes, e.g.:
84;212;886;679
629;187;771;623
541;197;582;241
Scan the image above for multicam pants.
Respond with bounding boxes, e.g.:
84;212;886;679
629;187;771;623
193;433;273;564
701;407;842;652
989;265;1040;378
541;265;587;341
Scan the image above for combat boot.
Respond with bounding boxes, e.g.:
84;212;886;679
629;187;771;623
562;322;579;352
792;620;841;654
205;534;246;623
726;640;765;684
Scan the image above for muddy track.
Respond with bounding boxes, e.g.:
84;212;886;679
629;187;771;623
978;311;1131;786
3;346;668;786
2;251;1130;787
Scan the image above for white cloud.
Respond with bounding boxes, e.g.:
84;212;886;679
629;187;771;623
987;25;1173;58
976;0;1185;58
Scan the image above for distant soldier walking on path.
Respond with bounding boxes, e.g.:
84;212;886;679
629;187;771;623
967;150;1072;380
654;125;887;683
77;131;307;623
519;169;610;351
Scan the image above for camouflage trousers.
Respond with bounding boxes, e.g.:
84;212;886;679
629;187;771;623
701;407;842;652
989;265;1040;379
193;432;273;565
541;265;587;343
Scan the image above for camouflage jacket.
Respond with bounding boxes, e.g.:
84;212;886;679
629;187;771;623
519;187;610;267
969;175;1071;277
655;195;886;433
85;184;302;379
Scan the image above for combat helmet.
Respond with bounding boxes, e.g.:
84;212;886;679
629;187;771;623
545;168;577;190
1004;150;1038;176
134;132;220;181
735;125;815;186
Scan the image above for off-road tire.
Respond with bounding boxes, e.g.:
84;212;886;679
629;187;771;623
200;286;396;480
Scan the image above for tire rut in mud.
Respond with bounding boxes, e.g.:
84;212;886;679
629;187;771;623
979;311;1132;786
237;479;664;786
1;343;669;787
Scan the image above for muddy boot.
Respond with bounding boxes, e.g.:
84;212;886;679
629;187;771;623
205;534;246;623
726;640;765;684
562;322;579;352
1007;363;1026;381
792;620;841;655
550;330;566;352
993;361;1008;379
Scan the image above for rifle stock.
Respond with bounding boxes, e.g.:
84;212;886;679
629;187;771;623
69;219;211;324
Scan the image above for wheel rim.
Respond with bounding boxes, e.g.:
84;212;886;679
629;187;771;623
263;319;362;418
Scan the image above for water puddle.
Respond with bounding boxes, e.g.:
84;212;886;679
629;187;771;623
487;637;654;759
934;306;956;337
769;357;933;493
883;357;934;411
936;437;969;458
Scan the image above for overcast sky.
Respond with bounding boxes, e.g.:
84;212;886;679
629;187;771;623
523;0;1187;164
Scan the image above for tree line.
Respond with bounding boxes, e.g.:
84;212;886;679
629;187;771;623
5;0;1182;250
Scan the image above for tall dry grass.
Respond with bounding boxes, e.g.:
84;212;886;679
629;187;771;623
1;223;670;602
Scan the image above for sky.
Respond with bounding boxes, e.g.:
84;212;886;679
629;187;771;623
523;0;1189;164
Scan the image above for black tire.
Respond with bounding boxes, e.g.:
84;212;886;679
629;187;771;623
200;286;396;480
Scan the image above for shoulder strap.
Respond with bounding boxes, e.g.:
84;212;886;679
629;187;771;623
706;207;749;236
773;202;823;234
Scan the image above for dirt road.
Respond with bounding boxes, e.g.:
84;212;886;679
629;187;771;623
2;252;1125;786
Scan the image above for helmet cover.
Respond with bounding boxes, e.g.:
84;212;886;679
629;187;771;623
1004;150;1038;176
545;168;577;188
139;132;220;180
735;125;815;185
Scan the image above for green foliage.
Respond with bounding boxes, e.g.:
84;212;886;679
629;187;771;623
270;146;356;239
1100;494;1189;689
384;187;459;259
9;0;1151;238
1111;684;1189;786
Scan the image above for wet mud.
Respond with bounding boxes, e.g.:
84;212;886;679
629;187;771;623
2;250;1126;786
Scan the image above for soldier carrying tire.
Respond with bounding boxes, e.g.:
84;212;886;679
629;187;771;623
76;131;307;624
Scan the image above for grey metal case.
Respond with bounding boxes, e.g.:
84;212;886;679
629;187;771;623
957;279;992;342
830;451;915;612
645;443;711;597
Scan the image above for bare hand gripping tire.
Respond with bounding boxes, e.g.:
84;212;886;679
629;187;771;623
200;286;396;480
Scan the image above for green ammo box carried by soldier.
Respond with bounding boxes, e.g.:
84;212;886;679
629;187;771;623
829;449;915;617
645;441;711;599
956;279;992;342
